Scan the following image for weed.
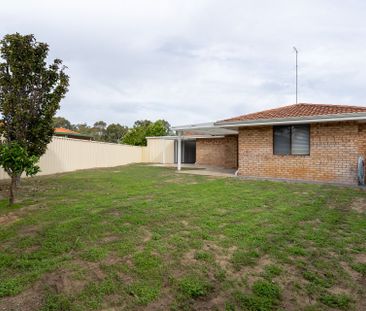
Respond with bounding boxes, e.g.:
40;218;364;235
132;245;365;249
252;280;281;300
231;250;260;270
178;276;212;298
351;263;366;276
262;264;282;279
320;293;352;310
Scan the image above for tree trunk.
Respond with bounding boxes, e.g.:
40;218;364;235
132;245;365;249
15;175;21;188
9;176;17;205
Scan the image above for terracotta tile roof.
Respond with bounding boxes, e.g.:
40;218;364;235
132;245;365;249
54;127;80;135
218;103;366;123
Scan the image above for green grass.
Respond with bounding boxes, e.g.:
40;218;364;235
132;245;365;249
0;164;365;310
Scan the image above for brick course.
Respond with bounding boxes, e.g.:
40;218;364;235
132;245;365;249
238;121;366;185
196;136;238;168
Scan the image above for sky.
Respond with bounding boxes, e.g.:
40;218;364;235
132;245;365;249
1;0;366;127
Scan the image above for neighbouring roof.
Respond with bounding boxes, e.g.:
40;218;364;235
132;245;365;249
218;103;366;124
54;127;92;138
54;127;80;135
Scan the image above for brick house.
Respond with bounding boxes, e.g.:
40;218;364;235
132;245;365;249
172;103;366;185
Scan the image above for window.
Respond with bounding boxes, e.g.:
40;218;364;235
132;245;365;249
273;125;310;155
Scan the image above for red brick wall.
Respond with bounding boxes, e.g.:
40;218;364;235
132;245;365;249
196;136;238;168
238;122;366;185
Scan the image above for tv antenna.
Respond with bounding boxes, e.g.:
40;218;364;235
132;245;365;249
293;47;298;104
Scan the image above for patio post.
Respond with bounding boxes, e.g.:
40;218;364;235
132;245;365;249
177;131;182;171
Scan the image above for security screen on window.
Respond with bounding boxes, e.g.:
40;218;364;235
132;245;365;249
273;125;310;155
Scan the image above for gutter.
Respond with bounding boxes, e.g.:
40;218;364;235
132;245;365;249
214;112;366;128
146;135;225;140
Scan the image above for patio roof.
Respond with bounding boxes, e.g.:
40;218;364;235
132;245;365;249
171;122;238;136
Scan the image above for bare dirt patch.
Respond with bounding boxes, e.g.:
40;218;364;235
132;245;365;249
144;288;174;311
278;264;315;311
299;218;321;226
234;255;273;287
350;197;366;213
0;204;46;226
194;292;229;311
0;260;106;311
181;249;196;266
101;234;121;243
45;269;88;295
142;230;152;243
19;225;40;236
353;253;366;264
340;261;361;280
0;213;19;225
0;283;44;311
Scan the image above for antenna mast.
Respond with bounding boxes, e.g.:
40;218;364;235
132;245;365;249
293;47;298;104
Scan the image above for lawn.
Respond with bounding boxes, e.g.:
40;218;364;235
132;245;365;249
0;164;365;311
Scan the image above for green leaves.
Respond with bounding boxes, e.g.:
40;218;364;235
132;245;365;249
0;142;40;177
0;33;69;158
122;119;171;146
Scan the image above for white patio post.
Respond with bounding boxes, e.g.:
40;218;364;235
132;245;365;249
177;131;182;171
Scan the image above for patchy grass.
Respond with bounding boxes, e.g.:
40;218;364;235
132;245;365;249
0;164;365;310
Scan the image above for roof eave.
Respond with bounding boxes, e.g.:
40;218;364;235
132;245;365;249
171;122;216;131
215;112;366;127
146;135;225;140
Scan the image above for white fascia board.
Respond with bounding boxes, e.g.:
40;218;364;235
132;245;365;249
215;112;366;128
146;135;225;140
171;123;238;135
171;122;216;131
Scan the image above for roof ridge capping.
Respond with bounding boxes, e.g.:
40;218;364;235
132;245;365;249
216;103;366;124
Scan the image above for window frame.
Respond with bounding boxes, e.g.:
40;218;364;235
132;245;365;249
273;124;310;156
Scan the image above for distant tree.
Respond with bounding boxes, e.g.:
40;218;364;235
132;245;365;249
74;123;92;135
92;121;107;141
53;116;73;130
0;33;69;204
122;119;170;146
146;119;171;137
105;123;128;143
134;120;152;128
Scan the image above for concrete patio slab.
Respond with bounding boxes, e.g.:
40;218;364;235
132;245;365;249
149;163;237;178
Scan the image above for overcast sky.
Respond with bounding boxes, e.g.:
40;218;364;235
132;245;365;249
1;0;366;126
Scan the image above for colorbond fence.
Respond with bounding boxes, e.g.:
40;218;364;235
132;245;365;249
144;137;175;164
0;136;176;180
0;137;146;180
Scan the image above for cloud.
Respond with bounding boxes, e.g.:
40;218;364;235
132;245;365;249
1;0;366;126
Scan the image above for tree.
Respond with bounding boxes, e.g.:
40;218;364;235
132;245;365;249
53;116;73;130
146;119;171;137
92;121;107;141
0;33;69;203
122;119;170;146
74;123;92;136
105;123;128;143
